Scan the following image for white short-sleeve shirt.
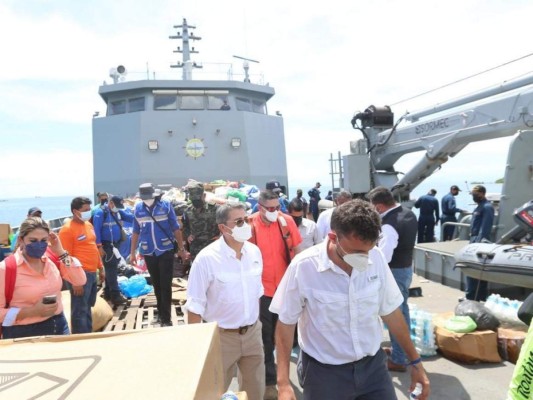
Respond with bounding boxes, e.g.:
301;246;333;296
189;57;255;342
297;218;323;251
270;241;402;365
184;237;264;329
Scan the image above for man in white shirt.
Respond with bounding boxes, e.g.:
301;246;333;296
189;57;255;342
367;186;418;373
184;203;265;399
288;199;322;251
316;190;352;240
271;200;429;400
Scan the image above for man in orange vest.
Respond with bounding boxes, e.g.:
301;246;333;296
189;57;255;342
248;189;302;399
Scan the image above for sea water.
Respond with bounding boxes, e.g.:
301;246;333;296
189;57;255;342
0;195;90;227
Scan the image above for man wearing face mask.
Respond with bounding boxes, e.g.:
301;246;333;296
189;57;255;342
464;185;495;301
181;181;220;262
90;192;109;221
288;199;322;252
184;203;265;399
271;200;430;400
367;186;418;373
130;183;189;327
316;190;353;240
248;190;302;399
59;196;105;333
93;195;134;305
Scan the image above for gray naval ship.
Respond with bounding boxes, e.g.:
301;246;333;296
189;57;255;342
92;18;288;196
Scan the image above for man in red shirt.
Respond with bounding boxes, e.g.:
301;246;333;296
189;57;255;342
248;190;302;399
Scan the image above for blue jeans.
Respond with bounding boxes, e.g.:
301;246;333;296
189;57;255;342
69;271;97;334
2;313;69;339
390;267;413;365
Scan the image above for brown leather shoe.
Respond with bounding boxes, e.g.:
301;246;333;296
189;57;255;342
387;360;407;372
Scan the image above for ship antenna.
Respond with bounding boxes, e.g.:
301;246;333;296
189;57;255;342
233;55;259;83
170;18;203;80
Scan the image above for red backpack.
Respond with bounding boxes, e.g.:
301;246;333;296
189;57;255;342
1;255;17;337
3;255;17;308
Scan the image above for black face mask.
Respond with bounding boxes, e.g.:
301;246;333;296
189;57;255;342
472;194;483;203
100;199;108;206
292;216;303;226
191;199;204;208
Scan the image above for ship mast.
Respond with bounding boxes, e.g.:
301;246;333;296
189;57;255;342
169;18;202;80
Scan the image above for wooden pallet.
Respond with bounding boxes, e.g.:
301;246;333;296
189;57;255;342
103;295;185;332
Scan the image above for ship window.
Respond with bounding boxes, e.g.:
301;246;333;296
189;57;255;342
207;95;230;110
235;97;251;112
128;97;145;112
154;95;178;110
252;100;266;114
179;95;205;110
110;100;126;115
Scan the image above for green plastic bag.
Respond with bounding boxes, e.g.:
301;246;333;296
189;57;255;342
507;321;533;399
226;189;247;202
444;315;477;333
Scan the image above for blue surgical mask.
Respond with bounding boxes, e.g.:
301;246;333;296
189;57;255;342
25;241;48;259
79;210;92;221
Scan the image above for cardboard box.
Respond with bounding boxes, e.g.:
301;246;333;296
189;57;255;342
0;322;224;399
0;223;11;246
434;311;501;364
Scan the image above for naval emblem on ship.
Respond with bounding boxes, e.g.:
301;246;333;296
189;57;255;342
183;136;206;159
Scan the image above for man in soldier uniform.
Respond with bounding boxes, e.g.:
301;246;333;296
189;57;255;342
181;182;220;261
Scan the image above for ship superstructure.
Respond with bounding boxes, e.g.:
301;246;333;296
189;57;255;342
92;18;287;196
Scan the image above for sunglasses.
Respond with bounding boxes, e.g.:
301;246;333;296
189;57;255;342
260;204;280;212
229;216;249;227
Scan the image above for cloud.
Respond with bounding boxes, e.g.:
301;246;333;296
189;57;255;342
2;0;533;199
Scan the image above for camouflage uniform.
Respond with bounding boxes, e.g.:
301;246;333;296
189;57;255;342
182;182;220;260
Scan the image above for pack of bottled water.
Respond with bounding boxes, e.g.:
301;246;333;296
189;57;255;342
484;294;524;325
409;304;437;356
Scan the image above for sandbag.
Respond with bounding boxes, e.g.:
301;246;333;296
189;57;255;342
455;300;500;331
62;290;113;332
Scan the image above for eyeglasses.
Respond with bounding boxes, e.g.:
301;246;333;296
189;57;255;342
260;204;280;212
229;216;249;227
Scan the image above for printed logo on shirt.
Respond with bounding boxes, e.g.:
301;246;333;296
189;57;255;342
77;234;87;241
368;275;378;282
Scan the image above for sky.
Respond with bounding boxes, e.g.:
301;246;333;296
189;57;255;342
2;0;533;199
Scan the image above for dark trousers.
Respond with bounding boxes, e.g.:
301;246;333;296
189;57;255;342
144;251;174;324
298;349;397;400
2;313;69;339
309;201;319;222
466;276;488;301
102;242;121;299
441;216;457;241
260;295;278;386
417;216;435;243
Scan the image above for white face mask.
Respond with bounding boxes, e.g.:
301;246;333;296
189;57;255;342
343;253;369;272
229;223;252;243
111;206;119;213
265;210;278;222
143;199;155;207
336;238;369;271
79;210;92;221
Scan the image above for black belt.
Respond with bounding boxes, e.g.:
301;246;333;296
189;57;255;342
219;321;256;335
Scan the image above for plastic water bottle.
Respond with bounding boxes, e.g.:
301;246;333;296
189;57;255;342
410;383;423;399
220;391;238;400
414;311;437;356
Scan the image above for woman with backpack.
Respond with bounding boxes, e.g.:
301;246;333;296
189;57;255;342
0;217;86;339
